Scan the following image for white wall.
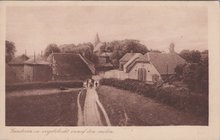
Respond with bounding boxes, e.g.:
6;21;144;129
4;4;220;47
104;70;128;80
103;62;161;82
128;62;161;82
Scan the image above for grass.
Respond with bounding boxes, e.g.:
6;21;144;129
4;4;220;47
97;86;208;126
6;89;80;126
100;78;208;118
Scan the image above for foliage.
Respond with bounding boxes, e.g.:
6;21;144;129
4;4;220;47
175;58;208;93
179;50;201;63
44;43;61;57
6;40;16;63
100;78;208;117
101;39;149;68
59;42;98;64
174;64;185;80
201;50;208;54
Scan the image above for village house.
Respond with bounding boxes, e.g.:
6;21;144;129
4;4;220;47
104;44;186;83
145;44;186;79
24;55;52;82
47;53;95;80
8;54;29;82
119;53;161;83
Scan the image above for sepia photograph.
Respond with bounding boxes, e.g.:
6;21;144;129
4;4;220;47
5;3;209;127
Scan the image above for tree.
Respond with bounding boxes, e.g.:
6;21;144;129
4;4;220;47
175;60;208;94
201;50;208;54
191;50;201;63
6;40;16;63
59;42;98;64
179;50;201;63
44;43;61;57
106;39;149;68
175;64;185;80
179;50;191;62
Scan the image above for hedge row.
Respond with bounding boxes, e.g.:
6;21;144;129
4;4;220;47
6;80;83;91
100;78;208;117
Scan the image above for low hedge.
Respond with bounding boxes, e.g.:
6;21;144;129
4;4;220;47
100;78;208;117
6;80;83;91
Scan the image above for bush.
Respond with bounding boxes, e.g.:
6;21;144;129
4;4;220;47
100;78;208;117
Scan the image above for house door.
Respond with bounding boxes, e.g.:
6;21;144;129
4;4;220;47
138;68;146;81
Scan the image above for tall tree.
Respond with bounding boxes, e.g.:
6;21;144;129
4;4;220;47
44;43;61;57
175;57;208;94
6;40;16;63
179;50;201;63
106;39;149;68
191;50;201;63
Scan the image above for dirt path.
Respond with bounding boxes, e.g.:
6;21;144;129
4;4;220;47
77;90;84;126
77;88;111;126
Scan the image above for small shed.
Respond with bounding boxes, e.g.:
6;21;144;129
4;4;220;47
8;54;29;82
24;56;52;82
6;64;17;84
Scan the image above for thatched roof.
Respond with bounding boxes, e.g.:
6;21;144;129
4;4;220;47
9;54;29;65
48;53;95;74
24;56;50;65
125;54;149;72
119;53;136;63
146;52;186;75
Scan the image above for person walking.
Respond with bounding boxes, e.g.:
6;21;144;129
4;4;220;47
83;79;103;126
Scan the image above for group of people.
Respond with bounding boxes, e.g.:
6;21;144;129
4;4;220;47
83;78;99;89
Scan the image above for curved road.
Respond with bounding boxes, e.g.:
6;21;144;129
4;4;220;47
77;88;111;126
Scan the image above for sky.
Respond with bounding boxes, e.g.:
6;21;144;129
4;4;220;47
6;4;208;56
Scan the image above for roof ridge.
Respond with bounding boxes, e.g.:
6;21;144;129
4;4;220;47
78;54;95;74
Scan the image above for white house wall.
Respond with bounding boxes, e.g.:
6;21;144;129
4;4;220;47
104;69;128;80
128;62;161;82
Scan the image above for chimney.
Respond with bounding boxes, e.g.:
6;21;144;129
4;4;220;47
169;43;175;53
25;49;27;56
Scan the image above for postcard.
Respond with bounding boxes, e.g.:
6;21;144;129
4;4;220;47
0;1;219;140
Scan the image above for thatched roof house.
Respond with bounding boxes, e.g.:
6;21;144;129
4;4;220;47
146;52;186;75
48;53;95;80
